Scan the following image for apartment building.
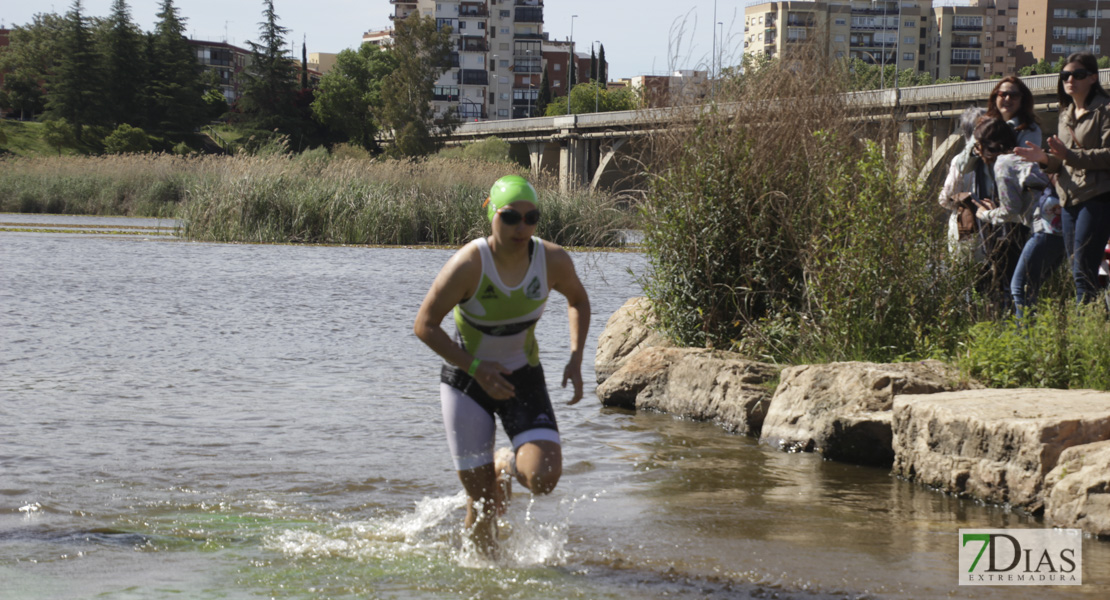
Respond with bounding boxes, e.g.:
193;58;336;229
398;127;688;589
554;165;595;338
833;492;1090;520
1015;1;1106;69
389;0;545;121
188;40;252;103
542;39;592;98
742;1;1019;83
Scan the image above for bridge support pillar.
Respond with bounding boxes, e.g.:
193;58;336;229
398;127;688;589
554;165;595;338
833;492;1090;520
899;121;916;179
590;137;629;191
559;138;588;192
526;142;545;179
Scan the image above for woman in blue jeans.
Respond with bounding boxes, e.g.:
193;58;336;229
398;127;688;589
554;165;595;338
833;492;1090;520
1011;182;1065;318
1016;52;1110;305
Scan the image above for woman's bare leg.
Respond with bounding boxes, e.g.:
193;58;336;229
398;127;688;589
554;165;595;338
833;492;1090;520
513;440;562;495
457;463;497;555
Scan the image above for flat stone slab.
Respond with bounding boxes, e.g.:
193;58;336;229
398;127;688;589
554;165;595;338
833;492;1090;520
892;389;1110;511
759;361;965;466
594;297;669;384
597;347;780;436
1045;440;1110;537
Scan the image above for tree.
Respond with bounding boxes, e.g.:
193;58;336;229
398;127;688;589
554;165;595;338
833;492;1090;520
311;43;397;152
98;0;145;127
536;67;552;116
544;81;635;116
146;0;206;135
103;123;152;153
380;14;452;157
597;44;607;88
0;13;65;120
46;1;107;140
238;0;299;134
301;39;309;90
589;46;597;82
42;119;76;154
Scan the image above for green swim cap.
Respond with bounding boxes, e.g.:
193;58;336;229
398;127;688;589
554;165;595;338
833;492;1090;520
484;175;538;222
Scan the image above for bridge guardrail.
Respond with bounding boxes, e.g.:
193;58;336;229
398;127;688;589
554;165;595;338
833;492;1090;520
441;71;1110;141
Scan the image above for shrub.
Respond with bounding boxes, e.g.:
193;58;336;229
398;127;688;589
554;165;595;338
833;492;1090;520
960;297;1110;391
639;47;979;363
104;124;153;154
438;136;512;163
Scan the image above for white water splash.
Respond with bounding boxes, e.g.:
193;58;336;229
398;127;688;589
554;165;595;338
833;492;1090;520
19;502;42;514
265;490;592;570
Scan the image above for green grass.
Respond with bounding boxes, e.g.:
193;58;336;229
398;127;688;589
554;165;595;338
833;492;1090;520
0;120;95;157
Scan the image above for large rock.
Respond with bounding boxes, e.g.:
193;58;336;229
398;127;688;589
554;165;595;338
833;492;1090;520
1044;440;1110;537
595;297;669;384
759;361;965;466
597;347;780;436
892;389;1110;512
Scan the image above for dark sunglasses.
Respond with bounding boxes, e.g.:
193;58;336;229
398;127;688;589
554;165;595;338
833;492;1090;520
996;90;1020;99
497;208;541;226
1061;68;1092;81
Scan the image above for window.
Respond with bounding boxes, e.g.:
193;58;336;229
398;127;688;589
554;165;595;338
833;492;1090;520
952;48;981;64
903;52;914;61
500;60;509;68
458;21;465;30
904;20;915;28
904;36;914;44
997;26;1005;32
478;22;485;30
499;109;508;117
500;27;509;34
835;18;846;26
834;34;845;43
500;10;510;17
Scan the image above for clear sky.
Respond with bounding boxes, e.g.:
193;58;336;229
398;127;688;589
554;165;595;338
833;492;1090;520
5;1;751;79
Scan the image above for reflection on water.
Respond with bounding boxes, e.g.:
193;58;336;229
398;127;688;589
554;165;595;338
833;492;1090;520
1;217;1107;599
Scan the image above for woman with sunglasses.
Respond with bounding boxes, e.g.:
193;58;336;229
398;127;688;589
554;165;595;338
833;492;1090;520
957;77;1043;179
1015;52;1110;305
987;76;1042;150
414;175;590;556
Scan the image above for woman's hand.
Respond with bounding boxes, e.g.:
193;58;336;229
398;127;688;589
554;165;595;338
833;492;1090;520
474;360;515;400
1046;135;1068;160
1014;140;1048;164
562;351;584;405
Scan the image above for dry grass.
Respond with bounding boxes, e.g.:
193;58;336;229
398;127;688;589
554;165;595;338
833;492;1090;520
0;152;632;247
638;45;980;363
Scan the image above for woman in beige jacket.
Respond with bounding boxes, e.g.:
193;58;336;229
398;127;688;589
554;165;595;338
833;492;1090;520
1015;52;1110;304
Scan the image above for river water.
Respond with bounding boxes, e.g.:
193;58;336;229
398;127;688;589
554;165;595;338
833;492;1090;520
1;216;1107;599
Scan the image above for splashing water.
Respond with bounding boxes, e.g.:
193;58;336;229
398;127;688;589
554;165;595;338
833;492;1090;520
266;489;587;571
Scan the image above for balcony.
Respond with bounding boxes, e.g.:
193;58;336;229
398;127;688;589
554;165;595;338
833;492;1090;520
458;38;489;52
389;0;416;4
515;7;543;23
952;23;983;32
786;18;815;27
459;4;488;18
950;57;980;65
456;102;487;120
458;69;489;86
951;41;982;48
515;0;543;6
513;60;542;73
514;31;544;40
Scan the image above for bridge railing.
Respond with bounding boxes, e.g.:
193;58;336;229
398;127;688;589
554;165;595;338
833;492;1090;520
440;71;1110;141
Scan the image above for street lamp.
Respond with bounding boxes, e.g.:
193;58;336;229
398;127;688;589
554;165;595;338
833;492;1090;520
570;14;578;115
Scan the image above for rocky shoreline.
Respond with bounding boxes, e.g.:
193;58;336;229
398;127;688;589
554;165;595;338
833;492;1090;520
595;298;1110;538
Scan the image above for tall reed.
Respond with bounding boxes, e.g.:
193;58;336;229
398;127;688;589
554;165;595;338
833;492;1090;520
0;153;633;247
639;47;981;364
179;156;630;247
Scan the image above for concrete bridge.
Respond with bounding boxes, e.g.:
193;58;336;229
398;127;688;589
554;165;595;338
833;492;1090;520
434;71;1109;192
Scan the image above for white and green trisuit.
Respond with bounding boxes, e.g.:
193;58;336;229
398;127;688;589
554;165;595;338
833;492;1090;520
440;236;560;471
